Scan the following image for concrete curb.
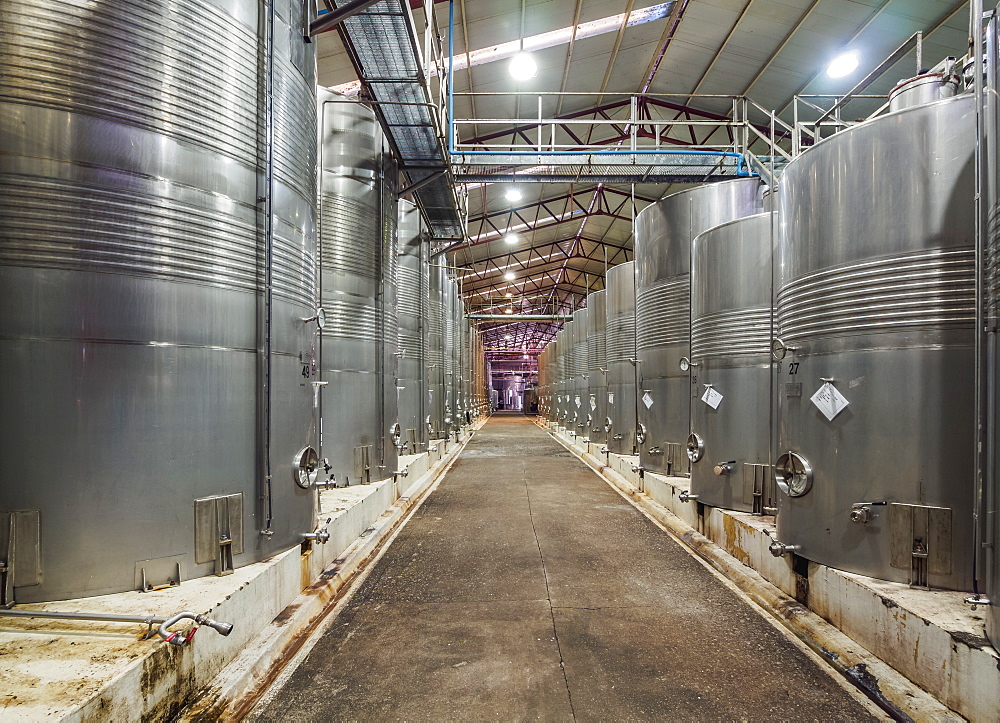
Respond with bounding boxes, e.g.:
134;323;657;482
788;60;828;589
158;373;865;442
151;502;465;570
542;420;963;722
178;424;480;720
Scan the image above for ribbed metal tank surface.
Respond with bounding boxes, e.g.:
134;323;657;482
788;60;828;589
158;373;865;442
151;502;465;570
572;308;592;437
606;262;638;455
587;290;609;444
634;179;762;476
0;0;318;603
396;199;428;454
427;264;447;437
688;213;774;513
775;90;976;590
318;90;398;486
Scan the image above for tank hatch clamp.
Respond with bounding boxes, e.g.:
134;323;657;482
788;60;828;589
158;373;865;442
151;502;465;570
0;511;41;608
194;494;243;576
888;503;952;589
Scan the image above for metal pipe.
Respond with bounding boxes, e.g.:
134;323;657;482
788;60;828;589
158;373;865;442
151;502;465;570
468;314;572;321
309;0;383;36
0;608;234;646
259;0;277;537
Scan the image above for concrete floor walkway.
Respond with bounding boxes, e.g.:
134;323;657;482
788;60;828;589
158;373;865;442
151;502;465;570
259;414;875;721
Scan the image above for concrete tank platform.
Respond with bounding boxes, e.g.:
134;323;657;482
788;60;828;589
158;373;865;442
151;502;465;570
0;430;477;721
256;413;879;719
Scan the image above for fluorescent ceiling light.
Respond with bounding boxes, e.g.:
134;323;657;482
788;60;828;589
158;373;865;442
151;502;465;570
504;233;519;245
327;2;673;95
505;187;523;202
504;271;516;280
509;52;537;80
826;51;859;79
504;308;514;314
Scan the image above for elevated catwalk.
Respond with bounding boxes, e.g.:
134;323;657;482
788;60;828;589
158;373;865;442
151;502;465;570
259;413;874;719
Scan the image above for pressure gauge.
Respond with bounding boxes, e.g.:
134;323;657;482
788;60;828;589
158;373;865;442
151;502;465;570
390;422;401;446
686;433;704;463
604;417;613;433
636;423;648;445
679;356;691;372
774;452;813;497
770;338;788;361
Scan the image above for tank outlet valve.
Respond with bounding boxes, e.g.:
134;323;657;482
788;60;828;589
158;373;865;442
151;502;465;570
599;448;609;455
304;518;332;544
713;462;735;476
678;490;698;503
158;611;234;646
768;540;799;558
647;446;663;455
849;501;886;524
964;595;992;610
613;433;624;440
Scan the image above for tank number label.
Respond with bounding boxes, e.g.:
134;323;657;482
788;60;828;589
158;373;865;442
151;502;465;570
777;361;799;374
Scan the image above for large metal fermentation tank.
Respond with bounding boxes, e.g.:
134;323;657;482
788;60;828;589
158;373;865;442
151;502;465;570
538;346;549;418
427;262;446;437
318;89;399;486
688;214;774;513
563;321;578;428
440;274;457;431
634;179;761;476
554;328;568;425
986;10;1000;641
774;89;976;590
606;262;638;455
572;307;592;437
396;199;428;454
0;0;318;603
587;290;609;444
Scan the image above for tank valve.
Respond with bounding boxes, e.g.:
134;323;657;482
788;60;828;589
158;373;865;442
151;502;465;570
158;611;234;646
768;540;799;557
303;518;332;544
964;594;993;610
678;490;698;502
713;462;735;476
849;501;886;524
613;433;624;440
599;448;609;455
647;446;663;455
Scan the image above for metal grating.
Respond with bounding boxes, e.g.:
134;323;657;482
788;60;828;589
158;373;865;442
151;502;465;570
333;0;463;238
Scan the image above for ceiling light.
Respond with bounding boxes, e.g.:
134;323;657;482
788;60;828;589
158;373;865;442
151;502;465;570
505;187;522;202
504;271;516;281
505;334;514;340
505;292;513;298
509;52;537;81
826;51;859;79
504;233;519;245
505;308;514;314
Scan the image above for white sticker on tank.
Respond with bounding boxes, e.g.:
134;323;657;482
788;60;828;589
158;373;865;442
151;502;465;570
608;392;615;405
642;392;654;408
575;395;581;407
701;386;723;409
590;395;597;410
811;382;849;421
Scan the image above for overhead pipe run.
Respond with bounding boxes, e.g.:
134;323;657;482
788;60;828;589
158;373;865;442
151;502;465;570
468;314;573;321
